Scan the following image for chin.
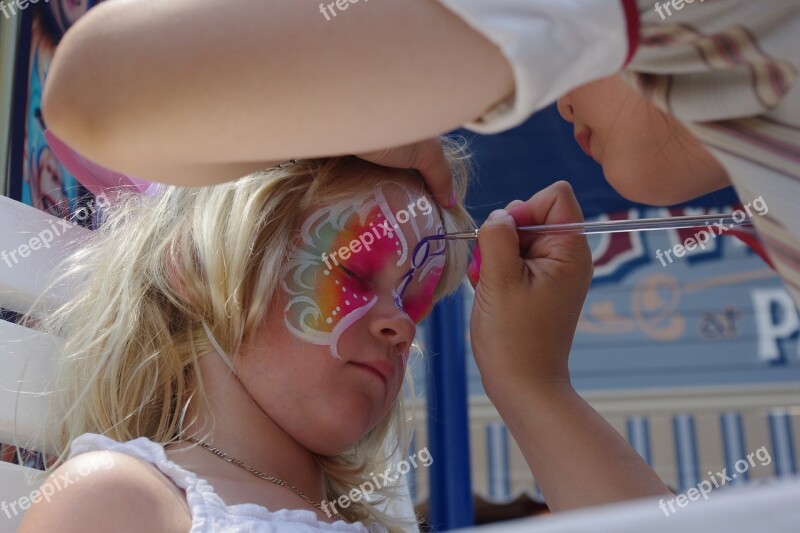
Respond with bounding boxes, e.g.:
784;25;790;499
306;414;374;456
604;167;708;207
602;141;731;206
299;426;358;456
311;431;370;457
311;441;352;457
613;184;693;206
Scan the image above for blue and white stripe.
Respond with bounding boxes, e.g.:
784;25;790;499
626;415;652;465
486;423;510;500
720;411;748;485
769;408;797;477
674;414;700;490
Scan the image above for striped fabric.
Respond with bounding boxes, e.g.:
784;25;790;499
486;423;510;501
629;1;800;309
769;408;797;477
721;412;749;486
627;415;652;465
673;414;701;491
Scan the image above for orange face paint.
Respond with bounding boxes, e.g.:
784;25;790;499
281;186;445;358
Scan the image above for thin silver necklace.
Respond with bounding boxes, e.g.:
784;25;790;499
182;436;335;515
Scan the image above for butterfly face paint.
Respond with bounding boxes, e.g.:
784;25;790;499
281;184;445;359
387;228;445;325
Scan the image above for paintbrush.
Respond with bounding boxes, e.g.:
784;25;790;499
435;213;752;240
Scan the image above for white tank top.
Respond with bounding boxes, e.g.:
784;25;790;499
69;433;388;532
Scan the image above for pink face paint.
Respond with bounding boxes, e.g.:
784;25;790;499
284;186;447;359
398;265;444;322
390;192;447;323
392;232;447;323
467;243;481;287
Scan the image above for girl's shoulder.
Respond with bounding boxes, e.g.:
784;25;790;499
18;447;191;532
22;433;393;532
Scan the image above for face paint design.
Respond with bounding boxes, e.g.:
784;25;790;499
394;232;447;322
281;185;445;358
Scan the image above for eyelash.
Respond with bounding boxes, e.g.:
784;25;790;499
335;266;429;313
337;264;370;285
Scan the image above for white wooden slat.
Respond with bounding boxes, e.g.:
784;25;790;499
0;319;60;455
0;195;89;315
453;477;800;532
0;462;47;530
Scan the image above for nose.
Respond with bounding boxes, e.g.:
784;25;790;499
557;94;574;123
368;305;416;357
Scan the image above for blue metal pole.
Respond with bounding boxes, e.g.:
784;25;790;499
425;288;474;530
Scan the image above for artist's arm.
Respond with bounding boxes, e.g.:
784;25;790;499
470;182;671;511
41;0;512;187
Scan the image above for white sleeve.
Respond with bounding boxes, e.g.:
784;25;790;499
436;0;639;133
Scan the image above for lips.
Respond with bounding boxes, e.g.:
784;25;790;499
575;128;593;158
352;360;394;384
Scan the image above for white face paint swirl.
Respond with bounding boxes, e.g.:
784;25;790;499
280;184;445;359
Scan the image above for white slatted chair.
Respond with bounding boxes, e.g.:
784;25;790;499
0;195;85;530
452;475;800;532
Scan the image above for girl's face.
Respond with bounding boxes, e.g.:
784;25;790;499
239;182;445;456
556;75;729;205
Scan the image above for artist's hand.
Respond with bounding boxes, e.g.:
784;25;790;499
356;138;456;208
468;181;593;403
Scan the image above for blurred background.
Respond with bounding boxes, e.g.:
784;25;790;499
1;3;798;530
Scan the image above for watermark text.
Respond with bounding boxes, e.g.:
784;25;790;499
658;445;771;517
0;0;50;21
321;446;433;518
2;451;115;520
1;194;108;269
655;197;768;267
320;195;432;271
319;0;369;22
654;0;706;20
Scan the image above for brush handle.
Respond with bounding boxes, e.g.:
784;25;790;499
442;213;752;240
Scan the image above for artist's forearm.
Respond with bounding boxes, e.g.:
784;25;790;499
492;383;671;512
41;0;512;185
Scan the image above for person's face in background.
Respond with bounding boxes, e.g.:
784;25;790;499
557;75;729;206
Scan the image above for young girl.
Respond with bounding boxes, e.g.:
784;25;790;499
18;151;475;532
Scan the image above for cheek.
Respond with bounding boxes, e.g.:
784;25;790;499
401;266;444;323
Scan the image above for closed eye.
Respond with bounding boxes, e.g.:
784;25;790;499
337;264;369;285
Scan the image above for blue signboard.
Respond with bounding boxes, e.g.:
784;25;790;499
572;206;799;390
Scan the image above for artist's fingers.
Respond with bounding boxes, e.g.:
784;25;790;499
472;209;522;290
357;138;456;207
506;181;587;261
468;199;524;287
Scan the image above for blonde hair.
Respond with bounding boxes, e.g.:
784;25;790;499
26;139;474;530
